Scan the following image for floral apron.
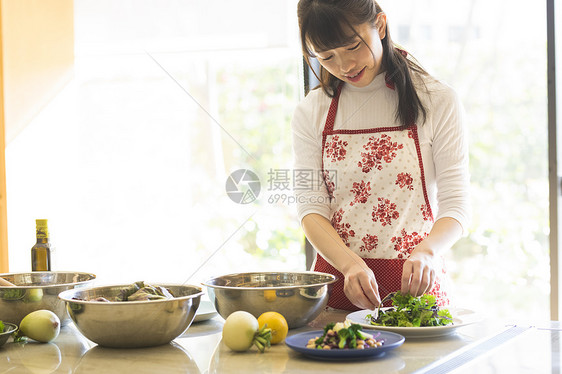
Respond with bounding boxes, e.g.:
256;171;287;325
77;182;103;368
313;81;449;311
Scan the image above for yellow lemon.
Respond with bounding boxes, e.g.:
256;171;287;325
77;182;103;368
257;311;289;345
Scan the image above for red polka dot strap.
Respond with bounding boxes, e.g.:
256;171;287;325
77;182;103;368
323;82;344;133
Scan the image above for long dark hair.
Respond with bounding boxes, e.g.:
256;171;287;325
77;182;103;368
298;0;428;127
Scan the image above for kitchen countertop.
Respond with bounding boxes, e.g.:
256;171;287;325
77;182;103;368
0;307;559;373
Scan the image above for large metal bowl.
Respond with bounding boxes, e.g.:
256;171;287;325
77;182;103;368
58;284;203;348
0;271;96;326
202;272;336;329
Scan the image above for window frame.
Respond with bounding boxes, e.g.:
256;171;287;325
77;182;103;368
548;0;560;321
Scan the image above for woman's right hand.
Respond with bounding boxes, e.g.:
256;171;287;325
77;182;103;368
342;262;381;310
301;214;381;310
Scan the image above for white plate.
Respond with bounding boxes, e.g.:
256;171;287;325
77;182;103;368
193;300;218;323
346;308;480;338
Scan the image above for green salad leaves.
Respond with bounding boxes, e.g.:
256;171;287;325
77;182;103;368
367;292;453;327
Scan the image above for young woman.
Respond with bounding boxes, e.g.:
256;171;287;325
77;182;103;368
292;0;470;311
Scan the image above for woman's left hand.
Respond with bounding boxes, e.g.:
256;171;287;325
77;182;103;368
400;217;463;296
400;246;436;297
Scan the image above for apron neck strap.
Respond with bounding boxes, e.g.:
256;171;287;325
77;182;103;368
323;82;344;133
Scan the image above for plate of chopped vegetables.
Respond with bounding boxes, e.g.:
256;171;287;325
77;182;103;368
285;320;404;360
346;293;479;338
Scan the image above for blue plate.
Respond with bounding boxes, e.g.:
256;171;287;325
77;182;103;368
285;330;405;360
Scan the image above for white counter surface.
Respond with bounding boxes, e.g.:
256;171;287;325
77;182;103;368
1;308;558;373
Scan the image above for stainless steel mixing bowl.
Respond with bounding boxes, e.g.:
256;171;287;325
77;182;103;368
58;284;203;348
202;272;337;329
0;271;96;326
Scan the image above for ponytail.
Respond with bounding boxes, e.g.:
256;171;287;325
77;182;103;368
383;44;428;127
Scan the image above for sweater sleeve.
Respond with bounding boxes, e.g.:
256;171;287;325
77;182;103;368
291;92;333;223
427;84;471;235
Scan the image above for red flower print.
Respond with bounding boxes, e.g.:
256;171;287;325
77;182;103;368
359;234;378;253
325;135;348;162
420;204;433;222
408;129;415;139
427;277;449;307
357;134;404;173
331;208;355;246
322;170;335;197
395;173;413;191
372;197;399;226
390;229;428;258
350;181;371;206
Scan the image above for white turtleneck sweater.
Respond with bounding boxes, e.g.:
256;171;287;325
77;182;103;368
291;72;471;234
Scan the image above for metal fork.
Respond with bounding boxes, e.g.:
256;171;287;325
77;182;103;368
376;291;396;316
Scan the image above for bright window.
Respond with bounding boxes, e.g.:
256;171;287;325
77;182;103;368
6;0;305;286
382;0;548;319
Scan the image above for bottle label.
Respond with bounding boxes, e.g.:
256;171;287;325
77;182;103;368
36;228;49;239
35;219;49;239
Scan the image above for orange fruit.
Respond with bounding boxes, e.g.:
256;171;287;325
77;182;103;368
257;311;289;345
